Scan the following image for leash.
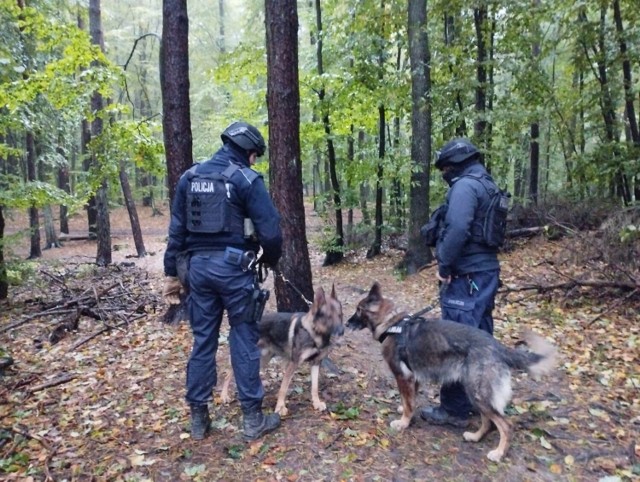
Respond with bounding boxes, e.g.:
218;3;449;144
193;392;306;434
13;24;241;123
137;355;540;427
259;263;312;307
409;302;436;319
274;268;313;306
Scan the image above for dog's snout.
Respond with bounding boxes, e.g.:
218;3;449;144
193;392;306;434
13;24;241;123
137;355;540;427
346;313;365;330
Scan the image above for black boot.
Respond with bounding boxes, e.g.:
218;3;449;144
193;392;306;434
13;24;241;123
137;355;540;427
190;404;211;440
242;409;280;441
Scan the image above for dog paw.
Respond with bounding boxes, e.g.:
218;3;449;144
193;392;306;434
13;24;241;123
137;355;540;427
390;419;409;431
487;449;504;462
463;431;481;442
313;400;327;412
275;404;289;417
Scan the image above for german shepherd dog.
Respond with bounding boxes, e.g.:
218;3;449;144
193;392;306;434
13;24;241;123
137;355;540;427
347;282;557;462
221;285;344;416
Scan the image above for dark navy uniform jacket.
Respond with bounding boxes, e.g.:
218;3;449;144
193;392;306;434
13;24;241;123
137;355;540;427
436;163;500;278
164;144;283;277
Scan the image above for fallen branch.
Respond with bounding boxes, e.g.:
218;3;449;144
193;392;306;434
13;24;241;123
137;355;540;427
27;373;76;394
506;226;545;238
68;313;147;351
502;278;638;293
586;288;639;326
0;282;120;334
2;425;57;481
4;425;52;451
58;234;95;241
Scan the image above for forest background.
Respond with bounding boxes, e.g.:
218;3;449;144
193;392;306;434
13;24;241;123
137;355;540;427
0;0;639;480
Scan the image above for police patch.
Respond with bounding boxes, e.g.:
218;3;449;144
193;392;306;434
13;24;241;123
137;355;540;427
190;181;215;193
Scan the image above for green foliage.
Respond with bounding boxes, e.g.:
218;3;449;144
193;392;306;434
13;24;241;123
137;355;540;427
4;259;37;286
332;401;360;420
619;224;638;244
0;174;79;210
0;0;125;214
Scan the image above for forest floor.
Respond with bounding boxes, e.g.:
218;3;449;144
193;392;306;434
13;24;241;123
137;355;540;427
0;203;639;482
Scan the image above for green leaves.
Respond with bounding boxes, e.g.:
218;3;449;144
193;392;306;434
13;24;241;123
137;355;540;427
0;175;79;210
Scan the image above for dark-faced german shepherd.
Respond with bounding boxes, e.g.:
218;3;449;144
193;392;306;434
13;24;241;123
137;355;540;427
347;282;557;462
221;285;344;416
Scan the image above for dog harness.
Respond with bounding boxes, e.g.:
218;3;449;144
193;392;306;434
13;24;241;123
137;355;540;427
378;316;424;370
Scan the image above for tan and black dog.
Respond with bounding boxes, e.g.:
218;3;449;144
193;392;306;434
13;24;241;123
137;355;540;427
221;285;344;416
347;282;557;462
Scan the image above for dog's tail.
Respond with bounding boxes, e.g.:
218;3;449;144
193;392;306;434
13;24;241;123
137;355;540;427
505;331;557;380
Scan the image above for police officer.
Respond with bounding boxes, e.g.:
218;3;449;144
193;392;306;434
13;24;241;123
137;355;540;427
420;138;501;428
163;121;283;441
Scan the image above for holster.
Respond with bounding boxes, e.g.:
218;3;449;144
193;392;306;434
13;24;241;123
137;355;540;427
249;288;270;324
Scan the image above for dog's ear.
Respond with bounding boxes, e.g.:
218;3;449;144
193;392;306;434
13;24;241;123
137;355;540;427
330;283;337;300
314;286;326;307
368;282;382;301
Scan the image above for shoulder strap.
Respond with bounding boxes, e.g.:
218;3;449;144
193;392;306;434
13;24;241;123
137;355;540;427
184;163;200;180
238;167;260;184
221;163;240;179
458;172;498;196
221;162;261;185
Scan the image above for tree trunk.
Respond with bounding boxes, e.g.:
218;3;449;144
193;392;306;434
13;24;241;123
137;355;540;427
473;5;488;159
76;6;97;238
593;6;629;204
358;130;370;225
90;0;111;266
402;0;433;274
266;0;314;312
218;0;226;54
444;12;467;138
161;0;193;203
0;206;6;300
529;3;541;206
367;104;385;259
119;162;147;257
57;157;70;234
529;122;540;206
26;132;41;259
314;0;343;266
43;205;60;249
367;4;387;259
346;124;354;244
81;118;96;237
613;0;639;146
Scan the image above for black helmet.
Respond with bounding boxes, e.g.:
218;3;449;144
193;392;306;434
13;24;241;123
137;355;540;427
435;138;480;169
221;121;266;157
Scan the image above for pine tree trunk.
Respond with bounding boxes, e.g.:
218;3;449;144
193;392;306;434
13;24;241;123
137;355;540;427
266;0;314;312
161;0;193;203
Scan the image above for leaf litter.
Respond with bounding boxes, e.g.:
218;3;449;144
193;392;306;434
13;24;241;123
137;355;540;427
0;208;639;481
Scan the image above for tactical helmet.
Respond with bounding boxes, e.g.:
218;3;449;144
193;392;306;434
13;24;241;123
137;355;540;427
435;138;480;169
221;121;266;157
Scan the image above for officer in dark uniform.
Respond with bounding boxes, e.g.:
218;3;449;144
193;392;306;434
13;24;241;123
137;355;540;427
420;138;501;428
163;121;283;441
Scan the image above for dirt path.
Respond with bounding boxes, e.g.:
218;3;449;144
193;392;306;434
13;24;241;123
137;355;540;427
0;205;638;481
